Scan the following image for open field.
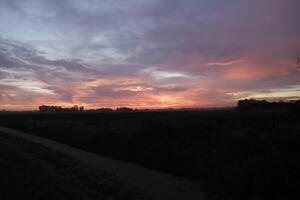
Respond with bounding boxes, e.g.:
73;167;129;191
0;109;300;199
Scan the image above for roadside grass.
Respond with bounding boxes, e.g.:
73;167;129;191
0;134;151;200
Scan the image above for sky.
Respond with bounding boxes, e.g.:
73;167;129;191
0;0;300;110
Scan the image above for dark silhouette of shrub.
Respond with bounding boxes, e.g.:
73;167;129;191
39;105;84;112
237;98;300;111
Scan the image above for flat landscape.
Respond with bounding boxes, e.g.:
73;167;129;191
1;1;300;199
0;108;299;199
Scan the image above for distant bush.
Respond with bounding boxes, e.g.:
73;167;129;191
39;105;84;112
237;98;300;111
116;107;134;112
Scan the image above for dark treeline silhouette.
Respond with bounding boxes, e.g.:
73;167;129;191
90;108;114;112
39;105;84;112
87;107;134;112
37;99;300;113
116;107;134;112
38;106;136;113
39;106;140;113
237;98;300;110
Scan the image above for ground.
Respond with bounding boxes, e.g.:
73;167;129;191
0;109;299;199
0;134;150;200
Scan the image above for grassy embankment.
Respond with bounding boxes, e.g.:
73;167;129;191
0;133;150;200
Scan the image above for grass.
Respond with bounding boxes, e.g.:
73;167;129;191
0;108;299;199
0;134;150;200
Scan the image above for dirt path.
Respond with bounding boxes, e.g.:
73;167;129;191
0;126;207;200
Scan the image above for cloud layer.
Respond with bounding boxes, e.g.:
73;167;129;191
0;0;300;110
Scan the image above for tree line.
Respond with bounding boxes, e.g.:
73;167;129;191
237;98;300;110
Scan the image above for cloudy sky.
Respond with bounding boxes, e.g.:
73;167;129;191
0;0;300;110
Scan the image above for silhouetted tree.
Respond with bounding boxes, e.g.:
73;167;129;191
38;105;84;112
237;98;300;110
116;107;133;112
79;106;84;111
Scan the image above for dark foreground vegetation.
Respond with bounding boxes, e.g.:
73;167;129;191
0;134;149;200
0;102;299;199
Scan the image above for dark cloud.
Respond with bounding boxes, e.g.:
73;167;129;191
0;37;95;72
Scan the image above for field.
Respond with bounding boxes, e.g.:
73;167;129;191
0;108;299;199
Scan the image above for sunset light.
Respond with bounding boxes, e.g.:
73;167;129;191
0;0;299;110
